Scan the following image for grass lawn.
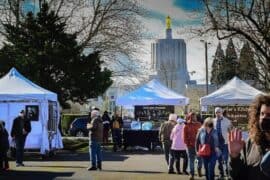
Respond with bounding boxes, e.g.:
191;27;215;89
62;137;114;153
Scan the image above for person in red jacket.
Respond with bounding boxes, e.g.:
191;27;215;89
183;112;202;180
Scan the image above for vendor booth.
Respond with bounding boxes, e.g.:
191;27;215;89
116;79;189;106
0;68;63;154
200;76;264;125
116;79;189;150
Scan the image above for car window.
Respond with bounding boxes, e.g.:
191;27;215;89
73;117;88;126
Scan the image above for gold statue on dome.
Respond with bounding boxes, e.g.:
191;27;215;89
166;16;171;29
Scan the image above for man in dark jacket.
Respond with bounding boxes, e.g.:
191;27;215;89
87;109;103;171
11;110;31;167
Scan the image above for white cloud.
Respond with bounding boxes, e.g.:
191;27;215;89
141;0;194;21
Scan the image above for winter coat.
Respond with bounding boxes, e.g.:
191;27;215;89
11;116;31;137
213;116;232;144
88;116;103;143
170;124;186;150
159;120;176;144
183;121;201;148
0;127;9;152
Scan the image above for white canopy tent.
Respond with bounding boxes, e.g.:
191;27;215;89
116;79;189;106
0;68;63;154
200;76;264;106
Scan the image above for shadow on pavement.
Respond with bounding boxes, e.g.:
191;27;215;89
0;170;74;180
9;151;129;162
102;169;164;174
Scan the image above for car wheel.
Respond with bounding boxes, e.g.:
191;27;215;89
75;130;85;137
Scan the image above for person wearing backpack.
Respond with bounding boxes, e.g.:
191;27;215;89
111;114;123;151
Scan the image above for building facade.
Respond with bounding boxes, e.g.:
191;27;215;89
151;16;190;94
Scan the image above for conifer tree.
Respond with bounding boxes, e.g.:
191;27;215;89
238;42;258;80
211;42;225;85
222;38;238;83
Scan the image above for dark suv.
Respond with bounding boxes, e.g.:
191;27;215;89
69;117;89;137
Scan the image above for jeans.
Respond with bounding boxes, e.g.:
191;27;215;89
89;140;102;167
15;136;26;164
169;150;187;172
186;147;202;176
162;142;171;166
217;144;229;176
203;154;217;180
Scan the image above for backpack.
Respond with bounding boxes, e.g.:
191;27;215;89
113;120;120;129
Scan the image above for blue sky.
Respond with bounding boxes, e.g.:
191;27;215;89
140;0;219;84
20;0;218;84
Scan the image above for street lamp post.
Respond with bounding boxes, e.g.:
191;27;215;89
200;40;209;95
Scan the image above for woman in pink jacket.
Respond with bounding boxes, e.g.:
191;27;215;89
168;118;188;174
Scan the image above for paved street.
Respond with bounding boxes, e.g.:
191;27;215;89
0;149;212;180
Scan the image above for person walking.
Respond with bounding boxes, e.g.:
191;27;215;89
87;110;103;171
196;117;220;180
213;107;232;178
0;120;9;171
11;110;31;167
169;118;188;174
159;113;177;169
229;94;270;179
102;111;111;144
183;112;203;179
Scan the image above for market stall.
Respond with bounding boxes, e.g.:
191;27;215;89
116;79;189;150
200;76;264;125
0;68;63;154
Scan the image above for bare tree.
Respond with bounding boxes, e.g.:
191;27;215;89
0;0;148;79
159;60;176;89
201;0;270;90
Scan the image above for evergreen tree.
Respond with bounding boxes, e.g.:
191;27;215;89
211;42;225;85
221;38;238;84
238;42;258;80
0;3;112;107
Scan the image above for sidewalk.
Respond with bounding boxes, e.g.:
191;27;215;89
0;149;214;180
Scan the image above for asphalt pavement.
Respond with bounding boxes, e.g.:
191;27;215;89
0;148;222;180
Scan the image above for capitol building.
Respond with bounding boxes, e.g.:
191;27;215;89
151;16;191;95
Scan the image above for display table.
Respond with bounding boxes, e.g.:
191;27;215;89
122;129;160;151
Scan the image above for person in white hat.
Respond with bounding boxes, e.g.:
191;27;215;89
213;107;232;178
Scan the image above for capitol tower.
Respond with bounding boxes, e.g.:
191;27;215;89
151;16;190;94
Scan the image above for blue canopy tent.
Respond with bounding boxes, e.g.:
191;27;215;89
116;79;189;106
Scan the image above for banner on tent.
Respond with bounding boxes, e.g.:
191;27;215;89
218;106;249;125
135;105;174;121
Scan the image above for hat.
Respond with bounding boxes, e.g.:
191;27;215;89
168;114;177;121
215;107;223;114
91;110;100;117
177;118;185;124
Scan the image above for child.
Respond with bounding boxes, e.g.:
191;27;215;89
0;120;9;171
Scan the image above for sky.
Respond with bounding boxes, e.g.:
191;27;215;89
18;0;220;84
139;0;219;84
